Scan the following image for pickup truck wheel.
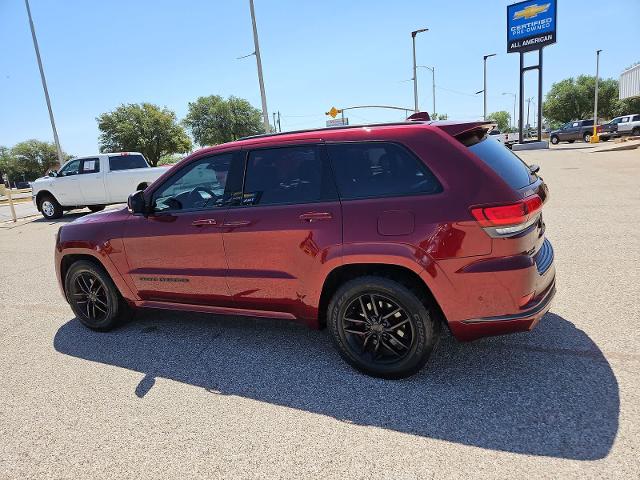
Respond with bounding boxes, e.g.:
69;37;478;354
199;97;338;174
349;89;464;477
583;132;592;143
65;260;132;331
632;127;640;136
88;205;105;213
327;276;439;379
39;195;63;219
550;135;559;145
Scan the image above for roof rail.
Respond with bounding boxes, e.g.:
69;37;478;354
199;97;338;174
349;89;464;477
238;120;430;141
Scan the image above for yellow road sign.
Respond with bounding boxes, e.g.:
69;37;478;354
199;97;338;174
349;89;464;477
326;106;342;118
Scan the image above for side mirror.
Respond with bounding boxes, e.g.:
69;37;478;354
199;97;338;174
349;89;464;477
48;170;58;177
128;190;147;214
529;164;540;174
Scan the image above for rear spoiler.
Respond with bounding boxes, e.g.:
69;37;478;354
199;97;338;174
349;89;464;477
432;121;497;147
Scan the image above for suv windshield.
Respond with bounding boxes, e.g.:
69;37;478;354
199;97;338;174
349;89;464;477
469;137;534;189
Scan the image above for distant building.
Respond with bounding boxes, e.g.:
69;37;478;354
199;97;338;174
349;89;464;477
619;64;640;99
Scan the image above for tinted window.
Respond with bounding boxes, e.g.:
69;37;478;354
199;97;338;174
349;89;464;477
327;142;441;200
59;159;80;176
582;119;594;126
109;154;148;171
153;154;234;212
80;158;99;174
633;115;640;122
243;146;335;206
469;137;534;189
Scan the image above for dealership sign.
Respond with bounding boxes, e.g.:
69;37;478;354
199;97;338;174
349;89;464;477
507;0;556;53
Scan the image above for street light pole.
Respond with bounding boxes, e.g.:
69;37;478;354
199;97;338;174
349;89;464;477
411;28;428;113
502;92;516;130
482;53;496;120
418;66;436;115
593;49;602;142
249;0;270;132
24;0;64;165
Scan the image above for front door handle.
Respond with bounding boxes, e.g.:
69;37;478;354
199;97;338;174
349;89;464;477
192;218;217;226
299;212;333;222
222;220;251;227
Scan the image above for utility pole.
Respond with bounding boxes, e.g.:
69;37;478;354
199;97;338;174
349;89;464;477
24;0;64;165
411;28;428;113
248;0;270;132
277;111;281;132
592;49;602;143
526;96;534;135
482;53;496;120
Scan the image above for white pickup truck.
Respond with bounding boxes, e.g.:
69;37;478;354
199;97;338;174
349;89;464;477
32;152;169;219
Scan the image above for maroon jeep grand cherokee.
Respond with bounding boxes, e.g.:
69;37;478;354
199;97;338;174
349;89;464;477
55;120;555;378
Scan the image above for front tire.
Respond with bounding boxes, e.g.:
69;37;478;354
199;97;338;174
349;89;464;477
38;194;63;219
550;135;559;145
327;276;439;379
64;260;132;331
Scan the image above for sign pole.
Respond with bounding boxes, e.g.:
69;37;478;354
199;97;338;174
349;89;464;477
537;48;543;141
519;53;524;143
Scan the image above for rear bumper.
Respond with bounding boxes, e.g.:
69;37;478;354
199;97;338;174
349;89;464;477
449;279;555;341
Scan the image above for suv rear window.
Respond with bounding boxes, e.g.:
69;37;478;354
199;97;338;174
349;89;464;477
326;142;441;200
469;137;534;189
108;154;148;171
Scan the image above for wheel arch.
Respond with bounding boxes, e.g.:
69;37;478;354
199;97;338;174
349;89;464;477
35;190;56;210
317;263;447;329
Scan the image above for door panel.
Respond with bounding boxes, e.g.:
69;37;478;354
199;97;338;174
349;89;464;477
78;158;106;204
121;151;242;305
222;202;342;318
122;211;230;304
54;159;84;205
222;144;342;319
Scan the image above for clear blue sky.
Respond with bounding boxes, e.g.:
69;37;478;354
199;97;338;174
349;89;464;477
1;0;638;156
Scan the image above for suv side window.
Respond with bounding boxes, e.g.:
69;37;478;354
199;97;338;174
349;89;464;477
633;115;640;122
59;159;80;176
80;158;100;174
242;145;335;206
326;142;442;200
152;153;236;212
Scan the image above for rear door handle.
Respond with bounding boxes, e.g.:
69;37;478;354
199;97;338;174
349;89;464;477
192;219;217;226
299;212;333;222
222;220;251;227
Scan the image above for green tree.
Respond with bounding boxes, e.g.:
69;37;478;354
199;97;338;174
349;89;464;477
8;140;70;181
183;95;265;146
487;111;511;132
97;103;192;166
543;75;619;124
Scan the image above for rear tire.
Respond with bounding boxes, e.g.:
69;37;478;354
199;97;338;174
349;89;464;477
38;194;63;219
327;276;439;379
88;205;105;213
64;260;132;331
632;127;640;136
550;135;559;145
583;132;592;143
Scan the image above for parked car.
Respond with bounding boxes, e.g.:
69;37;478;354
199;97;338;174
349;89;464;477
489;128;520;148
55;120;555;379
549;119;595;144
615;114;640;136
32;152;169;219
597;118;620;141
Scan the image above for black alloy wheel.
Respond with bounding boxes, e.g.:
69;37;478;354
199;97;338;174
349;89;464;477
328;276;439;379
65;260;131;331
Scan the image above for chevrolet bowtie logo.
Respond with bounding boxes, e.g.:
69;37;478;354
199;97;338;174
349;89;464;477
514;3;550;20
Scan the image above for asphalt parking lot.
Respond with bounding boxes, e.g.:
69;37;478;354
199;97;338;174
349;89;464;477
1;145;639;479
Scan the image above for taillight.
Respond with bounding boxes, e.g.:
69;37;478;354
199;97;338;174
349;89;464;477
471;195;542;236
